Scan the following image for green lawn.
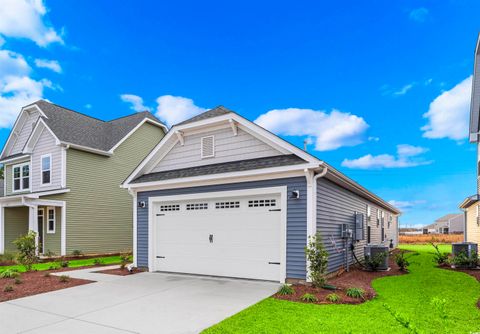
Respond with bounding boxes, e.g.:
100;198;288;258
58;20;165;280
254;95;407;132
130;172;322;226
0;255;126;273
203;244;480;333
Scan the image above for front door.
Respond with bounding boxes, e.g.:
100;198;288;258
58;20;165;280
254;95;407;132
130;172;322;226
38;209;44;254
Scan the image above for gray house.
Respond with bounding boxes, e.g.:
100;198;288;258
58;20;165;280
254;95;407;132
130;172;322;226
122;107;401;283
423;213;465;234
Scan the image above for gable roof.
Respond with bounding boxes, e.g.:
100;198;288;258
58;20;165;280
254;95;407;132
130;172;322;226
435;213;463;222
176;106;232;126
1;100;167;160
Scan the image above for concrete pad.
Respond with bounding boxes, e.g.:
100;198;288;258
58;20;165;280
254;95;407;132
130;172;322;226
0;302;66;333
23;319;135;334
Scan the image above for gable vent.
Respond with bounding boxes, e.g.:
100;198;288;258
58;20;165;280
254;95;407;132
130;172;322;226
201;135;215;158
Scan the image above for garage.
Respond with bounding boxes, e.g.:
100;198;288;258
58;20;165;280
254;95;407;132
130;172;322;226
149;189;286;281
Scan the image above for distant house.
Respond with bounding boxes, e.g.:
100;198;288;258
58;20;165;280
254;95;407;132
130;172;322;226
423;214;465;234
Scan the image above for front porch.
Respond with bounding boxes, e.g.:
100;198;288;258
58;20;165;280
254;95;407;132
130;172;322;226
0;196;66;256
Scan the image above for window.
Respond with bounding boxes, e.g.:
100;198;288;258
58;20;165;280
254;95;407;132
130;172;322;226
201;136;215;158
376;209;381;227
186;203;208;210
12;162;30;192
477;205;479;226
160;204;180;211
248;199;276;207
366;205;371;221
388;214;392;228
41;154;51;185
215;201;240;209
47;207;55;234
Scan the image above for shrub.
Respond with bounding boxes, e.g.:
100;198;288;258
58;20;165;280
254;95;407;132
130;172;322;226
71;250;82;257
14;278;22;285
395;251;410;271
43;272;51;277
48;263;60;270
0;269;19;279
59;275;69;283
56;258;69;268
346;287;365;299
43;250;55;258
277;284;294;295
3;285;13;292
13;231;38;271
119;251;132;269
0;252;17;263
365;251;387;271
301;293;318;302
431;243;449;266
431;296;448;319
452;250;478;268
93;258;105;266
304;232;329;287
326;293;340;303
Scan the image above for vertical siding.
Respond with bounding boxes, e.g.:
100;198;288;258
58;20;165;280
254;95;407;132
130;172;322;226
4;207;29;252
41;206;62;255
151;127;282;173
44;123;165;254
317;178;397;273
466;204;480;243
4;157;31;196
136;177;308;279
8;110;40;156
31;129;63;192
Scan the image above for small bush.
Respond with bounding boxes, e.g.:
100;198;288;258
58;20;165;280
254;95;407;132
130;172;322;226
43;272;51;277
59;275;69;283
431;243;449;266
452;250;478;268
93;258;105;266
119;251;132;269
301;293;318;303
278;284;295;295
365;251;387;271
326;293;340;303
14;278;22;285
71;250;82;257
43;250;55;258
395;251;410;271
0;269;19;279
56;258;69;268
48;263;60;270
431;296;448;319
3;285;13;292
13;231;38;271
0;252;17;263
304;232;329;287
346;287;365;299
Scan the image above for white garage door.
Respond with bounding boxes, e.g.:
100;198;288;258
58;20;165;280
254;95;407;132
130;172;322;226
152;192;283;281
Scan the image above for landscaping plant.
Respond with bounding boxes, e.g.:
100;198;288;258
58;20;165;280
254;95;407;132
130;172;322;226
0;252;16;264
277;284;294;295
14;278;22;285
430;296;448;320
119;251;132;269
71;250;83;257
326;293;340;303
3;285;13;292
0;269;19;279
59;275;70;283
13;231;38;271
304;232;328;287
300;293;318;303
451;250;478;269
395;251;410;271
431;242;449;266
93;258;105;265
365;251;387;271
346;287;365;299
43;272;51;277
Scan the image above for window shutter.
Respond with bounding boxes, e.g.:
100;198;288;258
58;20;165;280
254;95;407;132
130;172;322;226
201;136;215;158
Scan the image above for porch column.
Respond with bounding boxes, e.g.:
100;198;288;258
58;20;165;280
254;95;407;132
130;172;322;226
28;206;39;254
61;204;66;256
0;204;4;254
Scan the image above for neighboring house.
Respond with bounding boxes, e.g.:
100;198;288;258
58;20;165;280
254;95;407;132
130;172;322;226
122;107;401;283
460;34;480;244
422;214;465;234
0;100;167;256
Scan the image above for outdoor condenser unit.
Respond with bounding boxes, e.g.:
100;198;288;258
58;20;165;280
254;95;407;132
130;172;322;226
364;245;389;270
452;242;478;258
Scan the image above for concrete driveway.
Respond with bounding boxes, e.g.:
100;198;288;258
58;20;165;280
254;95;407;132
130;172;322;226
0;267;279;333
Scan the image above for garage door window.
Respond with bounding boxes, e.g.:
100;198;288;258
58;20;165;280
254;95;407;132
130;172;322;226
215;201;240;209
186;203;208;210
160;204;180;211
248;199;276;207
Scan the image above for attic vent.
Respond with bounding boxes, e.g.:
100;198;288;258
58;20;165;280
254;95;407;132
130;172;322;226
201;136;215;158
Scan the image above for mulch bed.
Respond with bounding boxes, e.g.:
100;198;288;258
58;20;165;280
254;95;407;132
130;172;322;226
95;267;144;276
274;251;407;305
0;270;93;302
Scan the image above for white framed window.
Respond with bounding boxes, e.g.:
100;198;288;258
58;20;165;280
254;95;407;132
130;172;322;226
366;205;371;220
47;207;55;234
12;162;30;192
41;154;52;185
201;136;215;159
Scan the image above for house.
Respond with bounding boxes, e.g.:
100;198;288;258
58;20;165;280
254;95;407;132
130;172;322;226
422;213;465;234
122;107;401;283
460;34;480;244
0;100;167;256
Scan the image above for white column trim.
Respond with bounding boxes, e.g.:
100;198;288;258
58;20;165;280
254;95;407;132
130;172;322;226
131;190;137;267
61;202;66;256
0;204;4;253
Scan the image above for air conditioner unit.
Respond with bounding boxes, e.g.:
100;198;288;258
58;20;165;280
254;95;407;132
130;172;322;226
364;245;389;270
452;242;478;258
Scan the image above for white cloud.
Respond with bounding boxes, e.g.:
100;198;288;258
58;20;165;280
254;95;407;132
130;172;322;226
421;76;471;140
394;83;414;96
255;108;369;151
155;95;207;126
85;103;92;109
388;200;426;210
0;50;30;77
34;58;61;73
368;136;380;142
120;94;151;112
0;0;63;46
409;7;429;22
341;144;432;169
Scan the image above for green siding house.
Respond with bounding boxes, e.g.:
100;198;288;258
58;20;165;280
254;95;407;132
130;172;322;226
0;101;166;255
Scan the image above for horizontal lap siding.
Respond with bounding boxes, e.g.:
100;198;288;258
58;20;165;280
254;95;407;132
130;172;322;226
4;207;29;252
137;177;308;279
31;129;63;192
466;205;479;244
317;178;397;273
41;206;62;255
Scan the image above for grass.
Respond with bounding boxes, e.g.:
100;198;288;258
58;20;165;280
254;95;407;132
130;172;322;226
0;255;127;273
203;244;480;333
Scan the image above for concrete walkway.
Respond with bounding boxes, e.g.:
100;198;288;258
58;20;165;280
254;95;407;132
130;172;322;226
1;271;279;334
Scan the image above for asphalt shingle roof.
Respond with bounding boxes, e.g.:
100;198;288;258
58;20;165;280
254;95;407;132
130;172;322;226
435;213;463;222
175;106;232;126
26;100;165;153
131;154;306;183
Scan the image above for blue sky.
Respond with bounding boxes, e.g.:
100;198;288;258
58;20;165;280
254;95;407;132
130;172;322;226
0;0;479;227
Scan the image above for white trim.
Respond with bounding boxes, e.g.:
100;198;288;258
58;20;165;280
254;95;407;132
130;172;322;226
11;161;31;193
147;186;287;282
108;118;168;153
175;131;184;146
40;153;52;186
60;142;112;156
0;154;30;164
200;135;215;159
23;119;61;154
61;204;66;255
38;208;45;253
0;188;70;203
61;147;67;188
131;189;138;266
229;119;238;136
0;204;4;253
46;207;55;234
